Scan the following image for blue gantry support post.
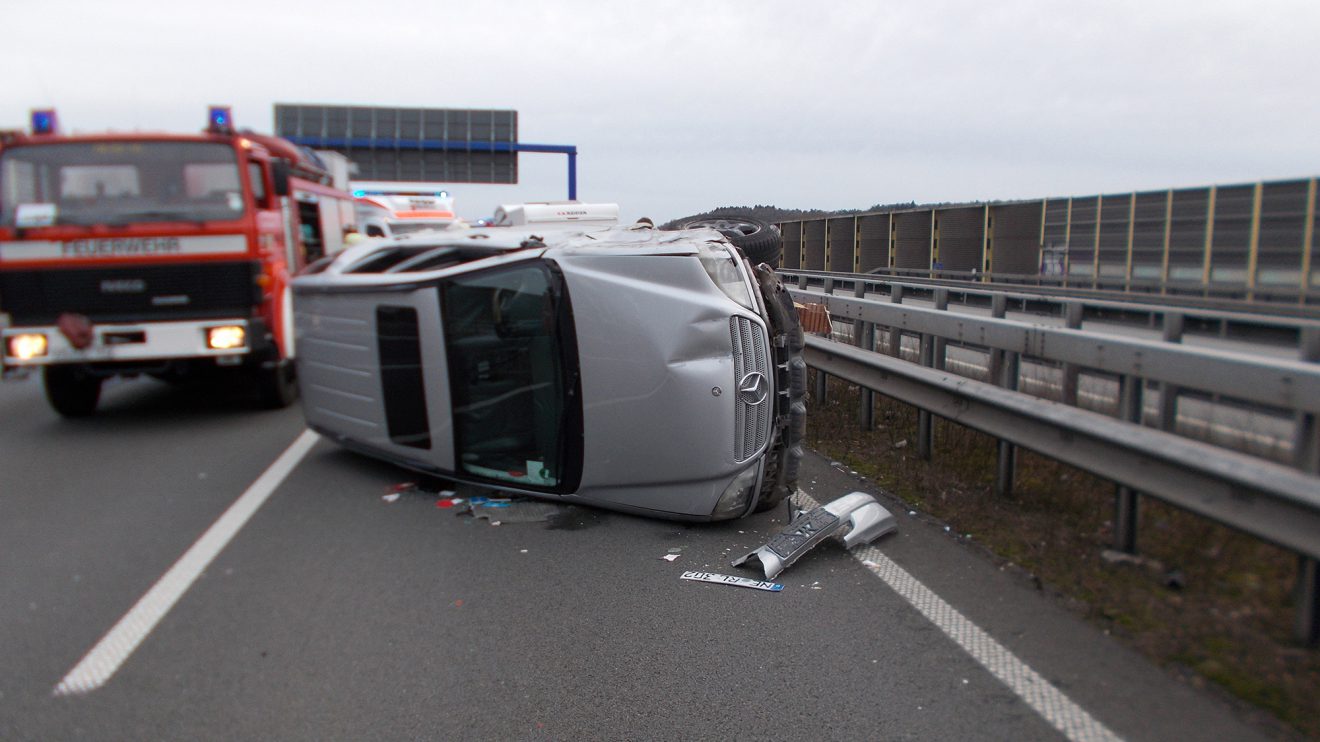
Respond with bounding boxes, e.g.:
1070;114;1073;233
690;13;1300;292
568;149;577;201
283;136;580;201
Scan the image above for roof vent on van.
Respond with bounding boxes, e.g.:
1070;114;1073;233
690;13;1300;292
491;202;619;227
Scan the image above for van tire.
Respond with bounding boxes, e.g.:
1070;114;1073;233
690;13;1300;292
675;215;783;265
44;366;102;417
256;360;299;409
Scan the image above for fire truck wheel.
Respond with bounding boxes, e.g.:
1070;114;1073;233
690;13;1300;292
256;360;299;409
43;366;103;418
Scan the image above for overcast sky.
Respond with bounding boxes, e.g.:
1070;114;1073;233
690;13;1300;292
3;0;1317;223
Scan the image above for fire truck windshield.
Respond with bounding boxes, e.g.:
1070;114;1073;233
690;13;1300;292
0;141;245;227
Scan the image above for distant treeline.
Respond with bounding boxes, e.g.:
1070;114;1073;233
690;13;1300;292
660;202;924;229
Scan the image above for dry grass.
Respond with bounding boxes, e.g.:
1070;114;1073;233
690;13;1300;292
806;372;1320;738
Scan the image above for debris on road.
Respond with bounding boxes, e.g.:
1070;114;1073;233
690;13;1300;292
795;301;833;337
461;497;570;524
681;571;783;592
661;554;681;562
383;481;424;503
1100;549;1171;580
733;492;897;579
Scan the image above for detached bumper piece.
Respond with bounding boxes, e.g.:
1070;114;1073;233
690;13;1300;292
732;492;896;579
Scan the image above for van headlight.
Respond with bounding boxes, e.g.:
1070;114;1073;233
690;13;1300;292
698;247;755;310
712;465;760;519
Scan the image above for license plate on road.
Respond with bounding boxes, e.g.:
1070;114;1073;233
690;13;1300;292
680;571;784;592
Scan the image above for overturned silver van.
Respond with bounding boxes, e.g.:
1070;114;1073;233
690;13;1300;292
290;214;805;520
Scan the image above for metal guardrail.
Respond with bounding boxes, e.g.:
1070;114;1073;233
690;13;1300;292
800;291;1320;414
784;269;1320;343
827;266;1320;316
789;281;1320;645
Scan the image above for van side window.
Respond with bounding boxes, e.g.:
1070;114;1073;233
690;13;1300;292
366;224;386;237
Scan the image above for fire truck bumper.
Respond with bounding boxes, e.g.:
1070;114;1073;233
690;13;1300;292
2;318;254;368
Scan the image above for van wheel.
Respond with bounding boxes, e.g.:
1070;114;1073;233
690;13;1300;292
256;360;299;409
44;366;103;417
676;215;783;265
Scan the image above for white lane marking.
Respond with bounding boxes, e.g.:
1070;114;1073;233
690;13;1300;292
54;429;320;697
795;491;1123;742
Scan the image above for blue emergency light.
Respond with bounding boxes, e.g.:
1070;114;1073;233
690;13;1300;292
31;109;57;135
207;106;233;133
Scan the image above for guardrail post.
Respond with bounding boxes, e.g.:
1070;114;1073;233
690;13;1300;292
886;285;905;358
988;294;1008;385
1294;329;1320;474
1158;313;1185;431
855;281;875;430
918;334;936;460
995;351;1020;497
1294;327;1319;646
1061;302;1083;405
1297;556;1320;648
933;290;949;371
797;274;808;290
1114;374;1144;553
916;290;950;461
814;278;837;403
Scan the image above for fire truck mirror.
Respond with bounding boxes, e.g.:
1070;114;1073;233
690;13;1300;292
272;160;291;197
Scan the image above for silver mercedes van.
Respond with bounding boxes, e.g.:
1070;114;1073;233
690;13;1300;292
291;214;805;520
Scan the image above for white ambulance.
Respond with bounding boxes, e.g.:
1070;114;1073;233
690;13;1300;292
352;182;465;238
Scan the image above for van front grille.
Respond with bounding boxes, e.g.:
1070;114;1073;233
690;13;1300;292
731;316;770;462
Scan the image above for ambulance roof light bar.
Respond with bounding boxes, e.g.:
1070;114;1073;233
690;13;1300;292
350;181;451;198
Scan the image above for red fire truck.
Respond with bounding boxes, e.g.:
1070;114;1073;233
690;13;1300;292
0;107;356;416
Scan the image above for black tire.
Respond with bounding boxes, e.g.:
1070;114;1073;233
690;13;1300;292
43;366;103;418
677;215;783;266
256;359;299;409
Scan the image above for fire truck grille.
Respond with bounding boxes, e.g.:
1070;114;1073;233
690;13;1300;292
731;316;771;463
0;261;262;324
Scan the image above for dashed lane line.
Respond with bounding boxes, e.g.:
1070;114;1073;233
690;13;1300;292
54;429;320;696
795;491;1124;742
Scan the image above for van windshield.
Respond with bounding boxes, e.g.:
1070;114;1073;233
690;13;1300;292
442;262;579;490
0;141;244;227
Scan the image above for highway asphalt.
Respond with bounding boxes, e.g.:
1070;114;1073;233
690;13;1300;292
0;373;1279;740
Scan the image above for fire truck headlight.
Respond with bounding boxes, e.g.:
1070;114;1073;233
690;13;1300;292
8;333;49;360
206;325;246;351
